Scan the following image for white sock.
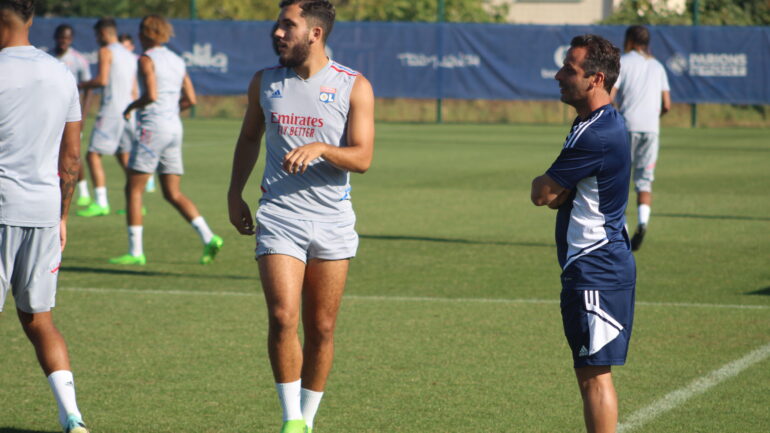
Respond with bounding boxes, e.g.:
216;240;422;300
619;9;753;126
128;225;143;256
638;204;651;226
47;370;82;428
191;216;214;245
301;388;324;429
94;186;108;207
77;180;90;198
276;380;303;422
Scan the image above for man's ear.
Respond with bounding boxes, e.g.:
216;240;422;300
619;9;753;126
309;26;323;44
591;71;606;91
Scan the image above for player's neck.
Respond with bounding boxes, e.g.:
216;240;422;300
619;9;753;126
293;50;329;80
576;95;611;119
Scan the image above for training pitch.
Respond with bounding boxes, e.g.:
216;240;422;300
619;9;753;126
1;119;768;432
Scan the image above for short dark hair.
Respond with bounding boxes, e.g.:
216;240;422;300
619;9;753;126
0;0;34;22
625;25;650;48
94;17;117;32
570;34;620;93
55;24;73;38
118;33;133;43
279;0;335;42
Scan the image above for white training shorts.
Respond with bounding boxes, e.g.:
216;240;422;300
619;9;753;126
0;225;61;314
629;131;660;193
88;115;133;155
128;125;184;175
255;209;358;263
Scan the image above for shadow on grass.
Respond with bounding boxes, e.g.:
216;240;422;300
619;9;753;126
656;212;770;222
360;234;553;248
0;428;57;433
61;266;251;280
746;287;770;296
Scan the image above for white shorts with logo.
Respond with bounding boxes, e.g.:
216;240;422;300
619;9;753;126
255;209;358;263
128;126;184;175
0;225;61;314
629;131;659;193
89;115;134;155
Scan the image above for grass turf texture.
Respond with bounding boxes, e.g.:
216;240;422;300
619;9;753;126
1;119;768;432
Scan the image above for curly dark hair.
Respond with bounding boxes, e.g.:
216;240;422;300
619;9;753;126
0;0;34;22
570;34;621;93
279;0;335;41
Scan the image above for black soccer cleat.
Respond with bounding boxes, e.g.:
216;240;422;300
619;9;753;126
631;224;647;251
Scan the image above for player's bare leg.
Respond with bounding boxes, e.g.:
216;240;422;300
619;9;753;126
159;174;200;222
85;151;105;192
78;151;110;216
17;310;70;375
575;366;618;433
126;170;151;226
301;259;348;391
260;254;306;383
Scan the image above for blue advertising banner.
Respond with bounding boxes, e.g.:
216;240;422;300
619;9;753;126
28;18;770;104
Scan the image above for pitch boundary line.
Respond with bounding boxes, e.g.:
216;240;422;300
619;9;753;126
617;341;770;432
59;287;769;310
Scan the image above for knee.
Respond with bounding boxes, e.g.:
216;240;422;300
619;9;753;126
162;189;182;204
304;315;337;343
268;306;299;336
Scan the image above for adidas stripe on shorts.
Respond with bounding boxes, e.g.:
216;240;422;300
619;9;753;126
0;225;61;314
560;287;635;368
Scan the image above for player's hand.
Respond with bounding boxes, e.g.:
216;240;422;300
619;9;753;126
123;107;131;120
283;142;327;175
547;188;572;209
59;220;68;251
228;194;255;235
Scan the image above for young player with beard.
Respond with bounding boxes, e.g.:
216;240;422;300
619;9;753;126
531;35;635;433
110;15;223;265
0;1;91;431
227;1;374;432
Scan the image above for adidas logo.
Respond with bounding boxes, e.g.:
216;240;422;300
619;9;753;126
270;89;283;98
578;346;589;357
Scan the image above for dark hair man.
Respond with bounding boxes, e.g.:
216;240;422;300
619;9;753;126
227;1;375;432
0;1;90;431
610;25;671;251
531;34;636;433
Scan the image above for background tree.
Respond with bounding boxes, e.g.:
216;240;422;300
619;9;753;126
603;0;770;25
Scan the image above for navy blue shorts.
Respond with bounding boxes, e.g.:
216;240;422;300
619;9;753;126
560;287;635;368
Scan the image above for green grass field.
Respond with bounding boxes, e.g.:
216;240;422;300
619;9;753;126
1;119;769;433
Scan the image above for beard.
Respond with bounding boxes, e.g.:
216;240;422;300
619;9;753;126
277;37;311;68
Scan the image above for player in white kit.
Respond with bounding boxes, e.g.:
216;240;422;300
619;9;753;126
53;24;95;207
109;15;223;266
0;1;90;432
77;18;137;217
228;2;374;432
611;25;670;251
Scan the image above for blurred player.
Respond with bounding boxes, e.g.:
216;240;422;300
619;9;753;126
77;18;137;217
53;24;94;207
531;35;635;433
228;1;374;432
611;25;671;251
110;15;223;265
0;1;91;432
118;31;157;194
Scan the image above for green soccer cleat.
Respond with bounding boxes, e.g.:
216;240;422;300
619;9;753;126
64;414;90;433
116;206;147;216
280;420;306;433
76;203;109;217
108;254;146;266
305;427;312;433
76;196;92;207
200;235;224;265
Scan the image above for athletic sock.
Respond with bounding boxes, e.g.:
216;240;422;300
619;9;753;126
638;204;651;226
47;370;82;429
276;380;303;422
128;225;144;256
94;186;108;208
301;388;324;429
191;216;214;245
77;180;90;198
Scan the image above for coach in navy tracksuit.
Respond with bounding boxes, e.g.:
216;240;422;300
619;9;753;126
531;34;636;433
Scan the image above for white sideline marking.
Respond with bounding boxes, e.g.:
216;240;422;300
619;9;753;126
59;287;769;310
617;342;770;432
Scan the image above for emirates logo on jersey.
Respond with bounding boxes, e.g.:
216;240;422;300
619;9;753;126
319;86;336;103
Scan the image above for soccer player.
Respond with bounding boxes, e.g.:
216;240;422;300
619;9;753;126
77;17;137;217
110;15;223;266
531;35;636;433
0;1;90;432
53;24;94;207
610;25;671;251
227;1;374;432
